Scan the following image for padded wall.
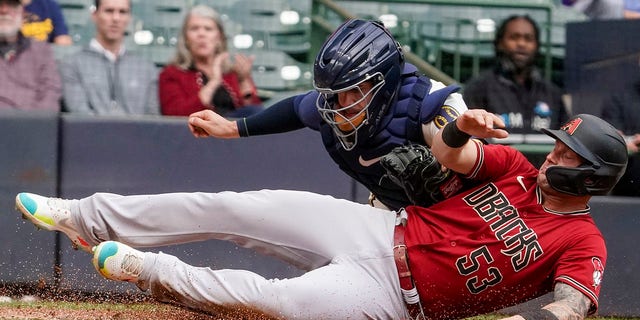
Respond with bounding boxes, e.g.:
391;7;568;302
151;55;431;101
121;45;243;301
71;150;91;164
0;111;59;283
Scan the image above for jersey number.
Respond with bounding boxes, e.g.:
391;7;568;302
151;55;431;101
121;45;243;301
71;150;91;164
456;246;503;294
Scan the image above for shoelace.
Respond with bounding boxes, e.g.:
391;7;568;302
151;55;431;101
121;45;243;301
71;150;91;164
121;253;144;277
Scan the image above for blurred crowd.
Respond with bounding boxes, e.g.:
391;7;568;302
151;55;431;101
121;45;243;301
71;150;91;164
0;0;264;116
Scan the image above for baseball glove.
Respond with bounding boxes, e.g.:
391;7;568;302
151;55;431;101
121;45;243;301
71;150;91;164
380;144;451;207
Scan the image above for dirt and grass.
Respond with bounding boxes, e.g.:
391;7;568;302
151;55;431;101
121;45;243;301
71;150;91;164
0;282;275;319
1;282;638;320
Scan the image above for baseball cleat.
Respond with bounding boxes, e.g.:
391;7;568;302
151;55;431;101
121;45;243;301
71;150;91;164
92;241;144;283
15;192;92;252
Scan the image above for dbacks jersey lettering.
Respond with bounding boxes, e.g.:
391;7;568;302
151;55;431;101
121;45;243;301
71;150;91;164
404;144;606;320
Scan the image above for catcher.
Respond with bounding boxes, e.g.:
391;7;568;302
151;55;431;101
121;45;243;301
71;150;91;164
187;19;472;210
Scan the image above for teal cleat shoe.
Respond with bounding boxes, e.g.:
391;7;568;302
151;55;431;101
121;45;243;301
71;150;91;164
15;192;92;252
92;241;144;283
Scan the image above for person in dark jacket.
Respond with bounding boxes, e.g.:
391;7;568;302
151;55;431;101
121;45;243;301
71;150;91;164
463;14;568;134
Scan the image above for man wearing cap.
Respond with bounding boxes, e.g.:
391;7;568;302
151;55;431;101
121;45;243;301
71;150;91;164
0;0;61;110
21;0;73;45
16;109;628;320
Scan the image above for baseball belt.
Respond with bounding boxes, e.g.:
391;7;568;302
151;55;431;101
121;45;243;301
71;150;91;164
394;223;426;320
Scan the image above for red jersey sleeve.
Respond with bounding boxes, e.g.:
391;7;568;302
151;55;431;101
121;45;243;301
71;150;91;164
553;229;607;314
467;143;538;182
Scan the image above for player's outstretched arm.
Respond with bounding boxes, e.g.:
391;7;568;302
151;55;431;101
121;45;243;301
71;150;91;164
431;109;508;175
188;110;240;139
500;283;591;320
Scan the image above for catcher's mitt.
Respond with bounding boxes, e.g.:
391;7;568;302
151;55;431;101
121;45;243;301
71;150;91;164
380;144;453;207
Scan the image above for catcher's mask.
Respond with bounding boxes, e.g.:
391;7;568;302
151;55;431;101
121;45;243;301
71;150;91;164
541;114;628;196
314;19;404;151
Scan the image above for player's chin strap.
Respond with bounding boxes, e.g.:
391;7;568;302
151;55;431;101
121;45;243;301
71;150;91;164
394;209;427;320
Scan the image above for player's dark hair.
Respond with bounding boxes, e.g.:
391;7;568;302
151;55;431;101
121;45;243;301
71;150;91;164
493;14;540;51
94;0;131;10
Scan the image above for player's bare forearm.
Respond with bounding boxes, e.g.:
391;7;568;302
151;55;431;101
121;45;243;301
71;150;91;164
432;109;508;174
499;283;590;320
545;282;591;320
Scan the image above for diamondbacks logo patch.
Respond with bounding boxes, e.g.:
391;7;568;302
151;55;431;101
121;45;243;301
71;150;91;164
560;117;583;135
592;257;604;288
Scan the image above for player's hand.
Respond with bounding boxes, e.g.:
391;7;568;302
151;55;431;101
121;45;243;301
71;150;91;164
626;133;640;153
455;109;509;140
188;110;240;139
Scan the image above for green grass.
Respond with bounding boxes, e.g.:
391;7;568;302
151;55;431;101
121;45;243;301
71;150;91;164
1;301;639;320
0;300;165;311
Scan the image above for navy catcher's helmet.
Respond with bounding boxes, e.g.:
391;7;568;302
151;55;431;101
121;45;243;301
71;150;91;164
314;19;404;150
541;114;628;196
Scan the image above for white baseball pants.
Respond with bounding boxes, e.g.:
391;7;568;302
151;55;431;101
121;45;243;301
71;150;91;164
70;190;408;319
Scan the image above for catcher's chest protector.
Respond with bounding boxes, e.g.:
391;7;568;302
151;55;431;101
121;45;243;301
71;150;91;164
320;75;460;210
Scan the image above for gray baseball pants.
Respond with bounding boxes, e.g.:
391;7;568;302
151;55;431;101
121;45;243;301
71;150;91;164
69;190;408;319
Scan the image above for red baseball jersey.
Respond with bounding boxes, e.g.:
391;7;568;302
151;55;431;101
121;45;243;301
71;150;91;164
405;143;606;320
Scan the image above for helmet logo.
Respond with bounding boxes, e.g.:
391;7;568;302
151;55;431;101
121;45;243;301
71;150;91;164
560;117;583;135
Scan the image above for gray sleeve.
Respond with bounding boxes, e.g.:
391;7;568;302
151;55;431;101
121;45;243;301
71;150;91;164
145;65;160;115
59;55;93;114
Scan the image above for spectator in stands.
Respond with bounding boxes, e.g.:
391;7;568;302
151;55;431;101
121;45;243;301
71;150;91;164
463;15;568;134
601;57;640;196
0;0;61;110
21;0;72;45
561;0;625;19
562;0;640;19
58;0;159;115
624;0;640;18
159;4;262;118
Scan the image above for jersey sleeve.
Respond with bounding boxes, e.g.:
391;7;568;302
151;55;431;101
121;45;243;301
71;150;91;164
554;232;607;314
468;144;537;180
237;94;307;137
293;91;323;130
421;85;468;146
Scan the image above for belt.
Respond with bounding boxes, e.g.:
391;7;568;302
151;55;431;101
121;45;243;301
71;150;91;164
394;224;426;320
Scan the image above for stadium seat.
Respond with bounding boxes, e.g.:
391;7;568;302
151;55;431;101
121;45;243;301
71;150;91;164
132;0;188;47
227;0;311;57
58;0;93;44
244;49;312;91
135;45;175;68
193;0;241;12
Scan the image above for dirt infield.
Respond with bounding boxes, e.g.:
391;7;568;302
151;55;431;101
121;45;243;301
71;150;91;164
0;282;277;320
